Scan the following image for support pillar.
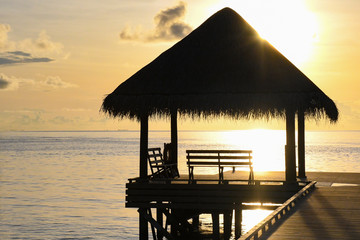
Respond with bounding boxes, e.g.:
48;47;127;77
285;110;297;182
235;206;242;239
298;111;306;178
139;114;148;240
157;207;163;240
192;215;199;229
224;210;233;240
170;110;178;165
212;213;220;240
140;114;148;179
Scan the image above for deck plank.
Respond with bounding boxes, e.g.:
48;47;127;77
265;186;360;240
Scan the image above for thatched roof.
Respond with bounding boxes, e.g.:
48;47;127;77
102;7;338;122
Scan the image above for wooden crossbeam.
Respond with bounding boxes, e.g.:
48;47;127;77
138;208;173;240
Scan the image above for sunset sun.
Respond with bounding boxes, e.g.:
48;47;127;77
209;0;318;66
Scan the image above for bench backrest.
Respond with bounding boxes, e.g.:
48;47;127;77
186;150;252;166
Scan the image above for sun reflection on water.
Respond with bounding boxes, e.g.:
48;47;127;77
196;208;273;238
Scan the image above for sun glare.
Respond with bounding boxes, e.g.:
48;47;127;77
219;129;285;171
208;0;318;66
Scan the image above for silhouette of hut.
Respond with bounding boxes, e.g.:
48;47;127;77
102;8;338;181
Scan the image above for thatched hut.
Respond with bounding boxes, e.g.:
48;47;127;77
102;8;338;181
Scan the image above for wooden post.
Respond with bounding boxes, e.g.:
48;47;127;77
224;210;233;240
285;110;297;182
170;209;177;237
170;110;178;165
212;213;220;240
192;215;199;229
139;114;148;240
298;111;306;178
235;206;242;239
157;207;163;240
140;114;148;179
139;208;148;240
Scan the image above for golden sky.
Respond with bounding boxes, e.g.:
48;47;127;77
0;0;359;131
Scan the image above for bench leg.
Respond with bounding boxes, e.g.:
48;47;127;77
188;166;194;184
248;167;255;185
219;167;224;184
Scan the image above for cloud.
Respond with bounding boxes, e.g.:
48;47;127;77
8;109;46;128
49;115;74;125
0;72;76;91
18;30;64;54
0;24;11;49
41;76;77;88
0;24;66;65
62;108;91;112
0;51;53;65
8;51;31;57
0;73;20;90
119;1;192;42
0;76;10;89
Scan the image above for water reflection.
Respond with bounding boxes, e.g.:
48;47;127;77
195;208;273;239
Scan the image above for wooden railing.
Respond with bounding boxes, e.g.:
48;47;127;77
239;181;317;240
128;177;310;186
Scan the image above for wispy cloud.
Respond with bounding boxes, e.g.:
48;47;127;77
41;76;77;88
0;73;21;90
62;108;91;112
0;24;11;49
120;1;192;42
18;30;64;54
0;72;76;91
0;24;66;66
0;51;53;65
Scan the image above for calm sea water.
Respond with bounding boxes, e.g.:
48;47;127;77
1;130;359;239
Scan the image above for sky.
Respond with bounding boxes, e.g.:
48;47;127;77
0;0;359;131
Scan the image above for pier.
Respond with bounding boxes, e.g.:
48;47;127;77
126;174;309;239
235;171;360;240
126;171;360;239
264;172;360;240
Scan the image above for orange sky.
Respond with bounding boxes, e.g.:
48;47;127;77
0;0;359;131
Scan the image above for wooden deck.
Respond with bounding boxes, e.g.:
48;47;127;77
242;172;360;240
128;171;360;239
264;186;360;239
126;178;305;209
126;173;308;240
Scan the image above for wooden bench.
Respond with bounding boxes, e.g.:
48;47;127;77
148;147;179;179
186;150;254;184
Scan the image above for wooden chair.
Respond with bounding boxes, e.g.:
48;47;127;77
147;147;179;179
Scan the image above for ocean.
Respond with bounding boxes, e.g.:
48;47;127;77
1;130;360;239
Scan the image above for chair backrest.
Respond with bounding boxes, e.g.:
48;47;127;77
147;146;180;178
147;148;164;176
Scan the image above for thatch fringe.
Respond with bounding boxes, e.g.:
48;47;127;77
101;91;338;122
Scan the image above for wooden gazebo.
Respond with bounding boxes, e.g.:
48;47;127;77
102;7;338;180
102;7;338;239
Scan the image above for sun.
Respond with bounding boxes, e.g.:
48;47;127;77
208;0;318;66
